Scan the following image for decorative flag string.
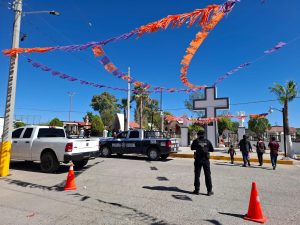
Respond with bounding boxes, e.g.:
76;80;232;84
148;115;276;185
211;41;287;87
91;45;203;92
2;1;238;91
165;112;268;125
25;57;203;94
2;3;224;56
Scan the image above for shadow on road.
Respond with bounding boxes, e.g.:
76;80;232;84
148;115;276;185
143;186;193;194
105;155;173;162
171;194;192;201
9;161;69;174
218;212;244;219
0;177;64;191
213;162;273;170
2;161;103;192
96;198;176;225
204;219;223;225
156;176;169;181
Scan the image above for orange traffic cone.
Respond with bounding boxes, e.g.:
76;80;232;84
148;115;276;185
64;162;77;191
244;182;266;223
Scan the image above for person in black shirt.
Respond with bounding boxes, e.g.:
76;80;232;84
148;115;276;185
191;130;214;196
238;135;252;167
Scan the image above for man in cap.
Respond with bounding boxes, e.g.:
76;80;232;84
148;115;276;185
191;129;214;196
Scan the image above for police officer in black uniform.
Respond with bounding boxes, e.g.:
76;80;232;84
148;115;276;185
191;130;214;196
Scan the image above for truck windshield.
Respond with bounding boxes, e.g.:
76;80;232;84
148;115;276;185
38;128;65;138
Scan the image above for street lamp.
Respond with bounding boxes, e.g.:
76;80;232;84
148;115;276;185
68;92;75;122
268;106;287;157
22;10;60;16
0;0;60;177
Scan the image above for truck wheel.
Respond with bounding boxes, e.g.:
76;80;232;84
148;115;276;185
40;151;59;173
73;159;88;169
161;154;169;160
100;146;111;157
148;148;160;161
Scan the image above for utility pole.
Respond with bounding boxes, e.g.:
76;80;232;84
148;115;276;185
68;92;75;122
160;89;164;132
126;67;131;131
0;0;22;177
139;97;143;129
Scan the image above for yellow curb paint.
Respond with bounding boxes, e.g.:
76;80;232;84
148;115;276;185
169;153;294;165
0;141;12;177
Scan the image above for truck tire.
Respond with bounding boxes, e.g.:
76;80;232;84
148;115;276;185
148;148;160;161
161;154;169;160
100;146;111;157
73;159;88;169
40;151;59;173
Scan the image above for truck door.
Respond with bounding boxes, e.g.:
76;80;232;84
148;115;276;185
11;127;27;160
112;131;128;154
125;130;141;154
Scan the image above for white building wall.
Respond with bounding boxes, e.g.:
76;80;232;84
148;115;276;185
0;117;4;141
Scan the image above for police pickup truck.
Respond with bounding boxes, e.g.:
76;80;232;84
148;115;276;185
99;129;179;160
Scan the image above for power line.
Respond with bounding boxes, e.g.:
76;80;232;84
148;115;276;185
164;97;300;111
1;97;298;113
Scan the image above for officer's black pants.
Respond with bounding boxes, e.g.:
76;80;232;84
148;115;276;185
194;158;212;192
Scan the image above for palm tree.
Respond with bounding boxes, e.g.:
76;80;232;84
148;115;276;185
270;80;298;157
269;80;298;135
132;87;150;128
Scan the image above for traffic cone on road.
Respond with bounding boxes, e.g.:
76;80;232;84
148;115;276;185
64;162;76;191
244;182;266;223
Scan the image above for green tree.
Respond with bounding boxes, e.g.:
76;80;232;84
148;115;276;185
232;121;240;133
218;118;233;135
184;91;204;118
117;98;129;130
84;112;104;136
90;92;120;128
248;117;271;137
144;99;159;129
91;115;104;136
269;80;298;136
132;87;150;128
14;121;26;128
188;123;204;134
48;118;63;127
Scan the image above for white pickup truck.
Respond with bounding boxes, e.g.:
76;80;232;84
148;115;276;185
11;125;99;173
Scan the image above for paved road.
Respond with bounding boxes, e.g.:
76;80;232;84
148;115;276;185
1;156;300;225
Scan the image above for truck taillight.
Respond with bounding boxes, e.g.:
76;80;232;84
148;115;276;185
166;140;172;148
65;143;73;152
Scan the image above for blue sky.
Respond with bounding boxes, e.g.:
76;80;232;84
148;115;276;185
0;0;299;127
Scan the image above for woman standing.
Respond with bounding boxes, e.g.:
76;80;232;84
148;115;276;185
256;137;266;166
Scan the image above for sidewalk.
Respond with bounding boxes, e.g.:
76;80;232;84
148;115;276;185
170;147;297;165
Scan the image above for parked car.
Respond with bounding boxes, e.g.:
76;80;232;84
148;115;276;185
99;129;179;160
11;125;99;172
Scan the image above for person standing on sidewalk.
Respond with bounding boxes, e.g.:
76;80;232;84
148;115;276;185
191;130;214;196
238;135;252;167
256;137;266;166
268;137;280;170
228;145;236;164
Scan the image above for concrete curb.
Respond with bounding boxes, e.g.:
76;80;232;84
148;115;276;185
169;153;294;165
